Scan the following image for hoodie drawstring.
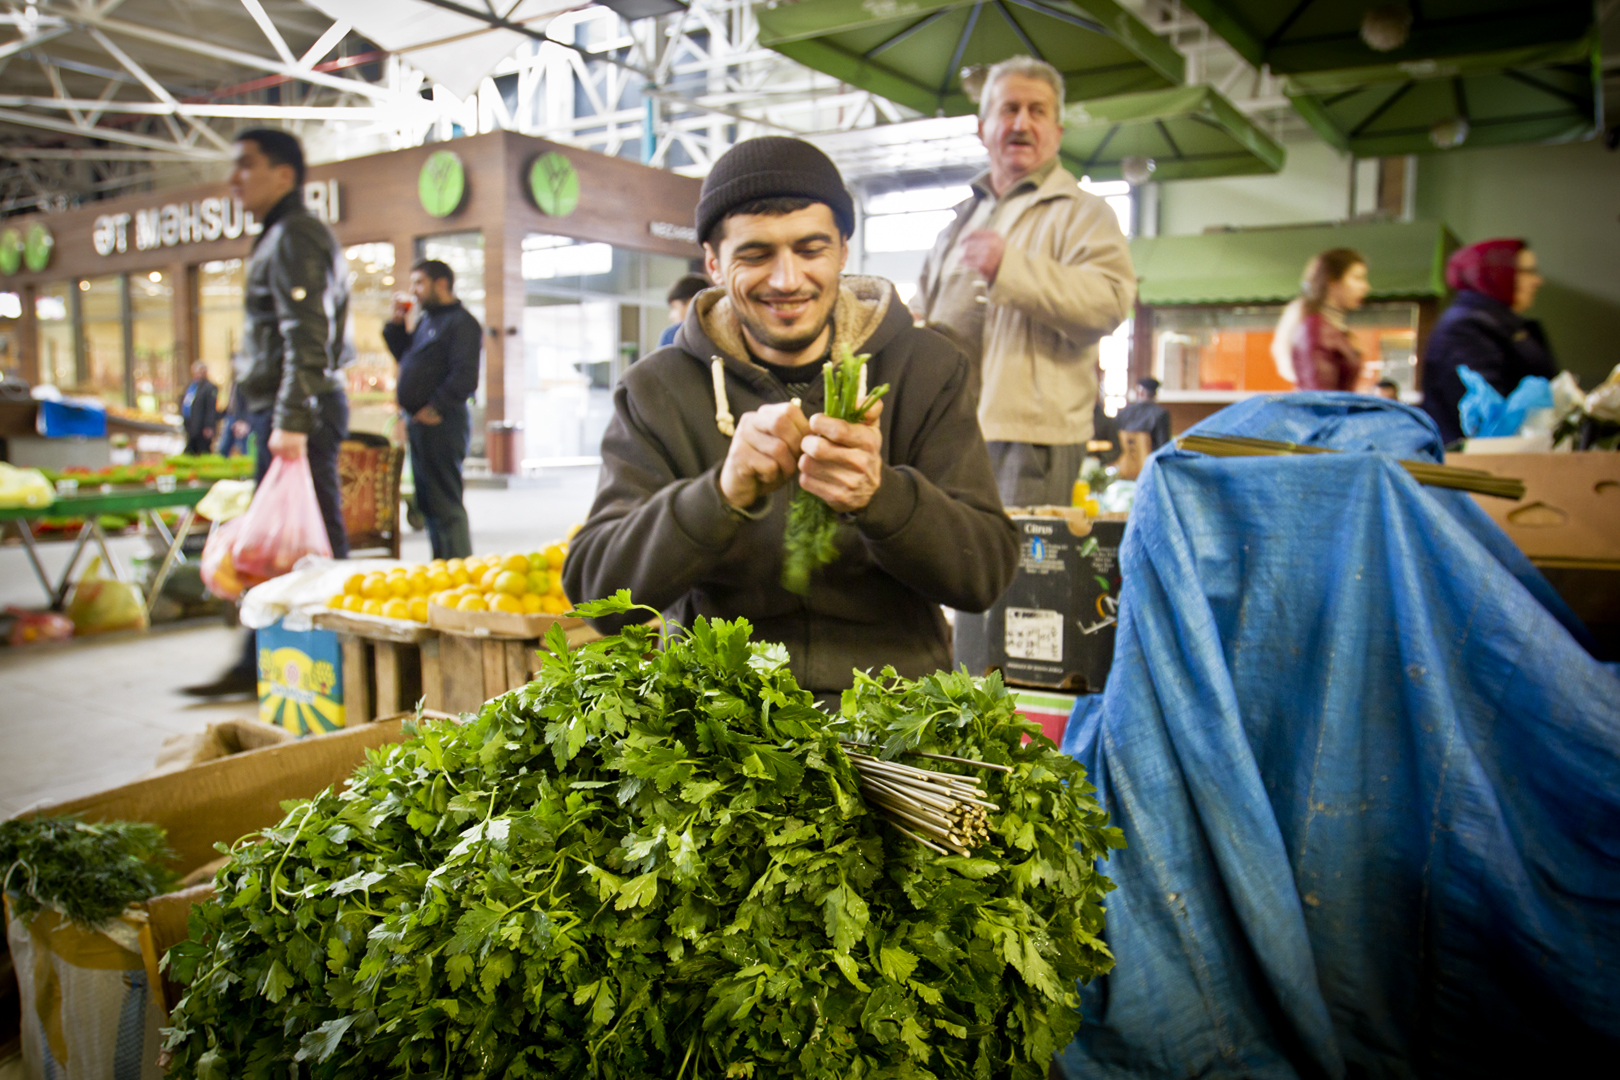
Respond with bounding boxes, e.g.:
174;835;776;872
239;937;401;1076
710;357;736;437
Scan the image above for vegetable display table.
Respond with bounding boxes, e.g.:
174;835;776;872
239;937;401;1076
0;483;211;614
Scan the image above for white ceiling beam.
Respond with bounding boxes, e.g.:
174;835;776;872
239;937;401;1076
238;0;298;67
0;25;73;62
0;106;226;156
299;20;351;69
0;147;220;161
0;95;391;119
86;26;179;108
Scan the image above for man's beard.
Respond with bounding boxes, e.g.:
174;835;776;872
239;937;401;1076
737;293;832;355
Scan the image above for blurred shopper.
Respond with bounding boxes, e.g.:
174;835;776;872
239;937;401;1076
1421;239;1555;444
1374;379;1400;401
184;128;349;697
659;274;710;348
917;56;1134;507
180;361;218;456
385;259;481;560
1290;248;1368;392
1116;376;1171;450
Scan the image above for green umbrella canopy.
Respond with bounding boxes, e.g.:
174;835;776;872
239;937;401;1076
754;0;1184;118
1286;36;1601;157
1059;84;1285;181
1175;0;1593;76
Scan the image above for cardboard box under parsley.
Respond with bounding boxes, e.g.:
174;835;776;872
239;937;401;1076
954;509;1128;693
8;717;408;1020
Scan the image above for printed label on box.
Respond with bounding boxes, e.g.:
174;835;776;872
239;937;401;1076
1004;607;1064;662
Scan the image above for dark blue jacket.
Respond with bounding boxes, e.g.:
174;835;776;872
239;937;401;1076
1421;290;1557;444
383;300;482;417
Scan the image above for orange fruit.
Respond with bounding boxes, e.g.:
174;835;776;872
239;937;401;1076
408;597;429;622
541;595;569;614
464;556;487;576
448;567;470;586
381;598;410;620
543;544;566;570
547;575;565;597
499;552;529;575
386;576;410;598
361;572;390;600
341;595;365;613
479;568;502;592
520;592;544;613
428;569;452;591
489;593;524;614
446;558;465;573
327;594;346;609
494;570;528;597
527;570;550;595
360;598;383;616
456;594;488;613
430;589;458;608
342;572;366;596
406;571;431;595
527;551;546;572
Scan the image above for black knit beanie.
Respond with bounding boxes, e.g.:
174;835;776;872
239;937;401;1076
695;137;855;247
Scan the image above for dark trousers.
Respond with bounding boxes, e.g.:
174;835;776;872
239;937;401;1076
228;391;349;680
184;433;213;456
985;440;1087;509
407;402;472;560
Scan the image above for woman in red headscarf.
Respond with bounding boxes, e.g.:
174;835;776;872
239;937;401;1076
1420;239;1556;443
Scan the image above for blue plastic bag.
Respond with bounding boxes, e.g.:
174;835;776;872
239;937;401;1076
1458;366;1553;437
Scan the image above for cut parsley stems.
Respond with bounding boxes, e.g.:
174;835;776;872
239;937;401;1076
781;347;888;595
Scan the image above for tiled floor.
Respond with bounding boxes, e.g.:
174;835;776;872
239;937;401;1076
0;466;600;813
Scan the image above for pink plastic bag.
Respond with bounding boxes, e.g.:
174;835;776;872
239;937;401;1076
200;516;259;601
230;456;333;583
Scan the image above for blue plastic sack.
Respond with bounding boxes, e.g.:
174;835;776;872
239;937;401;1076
1057;392;1620;1080
1458;367;1553;437
36;398;107;438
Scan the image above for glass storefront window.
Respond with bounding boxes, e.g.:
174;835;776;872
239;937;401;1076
1150;302;1419;396
35;284;74;391
521;233;692;466
196;259;245;395
131;270;176;414
344;242;398;436
0;291;19;377
80;275;127;408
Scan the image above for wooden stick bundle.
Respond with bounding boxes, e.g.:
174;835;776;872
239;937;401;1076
1175;434;1526;500
840;741;1001;856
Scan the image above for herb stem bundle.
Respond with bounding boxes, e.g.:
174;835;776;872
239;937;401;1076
841;745;997;856
1176;433;1526;499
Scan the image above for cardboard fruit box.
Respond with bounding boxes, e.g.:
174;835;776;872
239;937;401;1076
1459;451;1620;566
14;717;409;1017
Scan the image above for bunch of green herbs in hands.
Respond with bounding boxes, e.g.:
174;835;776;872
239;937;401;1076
162;591;1117;1079
0;816;177;927
781;347;888;594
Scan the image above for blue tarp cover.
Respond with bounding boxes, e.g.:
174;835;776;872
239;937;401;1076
1058;393;1620;1079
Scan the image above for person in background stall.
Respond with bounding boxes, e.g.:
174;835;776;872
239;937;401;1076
1374;379;1400;401
1116;376;1171;450
1420;239;1556;445
659;274;711;348
1290;248;1369;393
180;361;218;456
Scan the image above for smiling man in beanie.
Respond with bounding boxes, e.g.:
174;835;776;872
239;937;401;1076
564;136;1018;695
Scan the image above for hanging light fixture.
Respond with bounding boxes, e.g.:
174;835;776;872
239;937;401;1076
1121;156;1157;185
1360;5;1413;52
1430;116;1469;149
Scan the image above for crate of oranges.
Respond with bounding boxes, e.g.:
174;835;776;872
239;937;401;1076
326;565;440;628
425;544;578;637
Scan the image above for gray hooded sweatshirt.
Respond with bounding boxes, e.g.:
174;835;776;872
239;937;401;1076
564;275;1018;693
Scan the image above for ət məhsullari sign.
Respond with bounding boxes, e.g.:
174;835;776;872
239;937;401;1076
90;179;341;257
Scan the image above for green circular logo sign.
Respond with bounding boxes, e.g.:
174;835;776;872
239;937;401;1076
529;152;580;217
0;228;21;275
23;222;53;272
418;150;467;218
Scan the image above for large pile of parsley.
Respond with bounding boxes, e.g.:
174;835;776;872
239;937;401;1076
162;593;1120;1079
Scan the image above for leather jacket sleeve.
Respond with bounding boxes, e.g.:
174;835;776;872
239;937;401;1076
270;217;341;434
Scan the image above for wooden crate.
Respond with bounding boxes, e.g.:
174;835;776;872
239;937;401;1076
433;624;602;714
310;609;437;723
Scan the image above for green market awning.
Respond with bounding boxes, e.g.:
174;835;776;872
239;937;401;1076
754;0;1184;118
1285;37;1601;157
1059;84;1284;181
1129;220;1457;307
1174;0;1593;76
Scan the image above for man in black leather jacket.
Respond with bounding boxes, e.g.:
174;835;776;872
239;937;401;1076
185;128;350;697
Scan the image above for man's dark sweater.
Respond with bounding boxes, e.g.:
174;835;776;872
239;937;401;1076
383;300;482;415
564;276;1019;694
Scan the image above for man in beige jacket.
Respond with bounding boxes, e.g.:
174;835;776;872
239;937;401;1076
917;56;1136;507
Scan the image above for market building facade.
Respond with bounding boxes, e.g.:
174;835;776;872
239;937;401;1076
0;131;704;471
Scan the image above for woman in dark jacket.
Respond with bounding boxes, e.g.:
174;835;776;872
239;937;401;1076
1421;239;1555;444
1290;248;1370;391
